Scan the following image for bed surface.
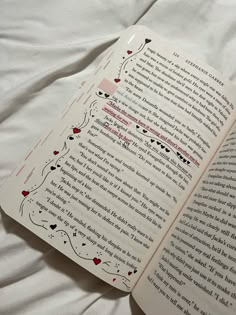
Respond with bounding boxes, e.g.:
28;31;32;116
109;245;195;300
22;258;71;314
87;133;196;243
1;1;236;314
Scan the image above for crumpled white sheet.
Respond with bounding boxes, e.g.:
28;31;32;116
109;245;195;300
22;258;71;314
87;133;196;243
0;1;235;314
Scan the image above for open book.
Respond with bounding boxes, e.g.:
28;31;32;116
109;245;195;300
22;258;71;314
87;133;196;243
0;25;236;315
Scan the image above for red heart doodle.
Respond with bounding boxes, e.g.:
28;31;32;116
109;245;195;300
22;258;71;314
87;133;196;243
128;271;132;276
93;258;101;265
114;78;120;83
127;50;132;55
22;190;29;197
73;127;81;134
53;151;59;155
113;278;116;282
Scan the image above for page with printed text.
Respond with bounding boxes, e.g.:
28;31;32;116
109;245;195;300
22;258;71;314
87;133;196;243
133;119;236;314
0;26;235;292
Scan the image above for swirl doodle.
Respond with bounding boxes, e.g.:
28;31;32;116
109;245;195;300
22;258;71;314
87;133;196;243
114;38;152;83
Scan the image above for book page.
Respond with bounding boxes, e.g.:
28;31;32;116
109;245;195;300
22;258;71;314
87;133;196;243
0;26;235;292
132;120;236;314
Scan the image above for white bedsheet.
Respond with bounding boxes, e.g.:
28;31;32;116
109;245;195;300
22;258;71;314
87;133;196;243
0;1;235;314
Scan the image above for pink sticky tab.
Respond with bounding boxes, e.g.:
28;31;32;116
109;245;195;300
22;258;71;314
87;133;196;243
98;79;117;96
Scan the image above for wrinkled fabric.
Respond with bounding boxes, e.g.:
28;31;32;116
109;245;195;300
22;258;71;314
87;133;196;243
0;1;236;314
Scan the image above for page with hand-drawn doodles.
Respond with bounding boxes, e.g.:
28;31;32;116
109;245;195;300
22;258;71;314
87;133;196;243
0;26;235;292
